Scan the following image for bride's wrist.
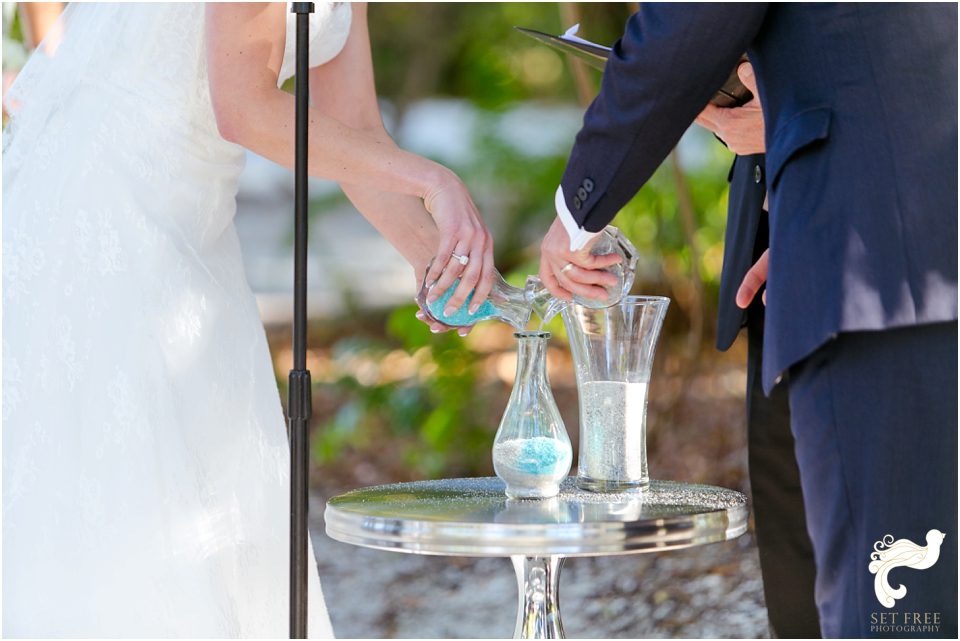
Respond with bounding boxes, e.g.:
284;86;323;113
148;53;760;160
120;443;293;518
419;164;460;209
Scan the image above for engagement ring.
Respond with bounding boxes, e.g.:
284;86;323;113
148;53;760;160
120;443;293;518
451;253;469;266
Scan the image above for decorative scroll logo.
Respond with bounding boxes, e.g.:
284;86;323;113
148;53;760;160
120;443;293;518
868;529;946;608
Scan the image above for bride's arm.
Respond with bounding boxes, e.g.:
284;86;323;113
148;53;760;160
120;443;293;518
205;3;494;315
309;4;496;317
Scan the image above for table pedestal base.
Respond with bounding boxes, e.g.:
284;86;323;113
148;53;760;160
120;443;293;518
511;555;565;639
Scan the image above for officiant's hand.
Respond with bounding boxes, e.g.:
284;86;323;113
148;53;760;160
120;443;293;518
695;62;764;155
736;249;768;308
539;218;622;302
422;172;496;319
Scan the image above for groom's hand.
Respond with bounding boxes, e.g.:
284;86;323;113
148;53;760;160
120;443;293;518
539;218;622;302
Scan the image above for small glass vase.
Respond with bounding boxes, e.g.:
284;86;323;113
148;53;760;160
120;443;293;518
492;331;572;499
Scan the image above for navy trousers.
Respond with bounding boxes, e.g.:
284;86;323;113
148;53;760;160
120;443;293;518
788;322;958;638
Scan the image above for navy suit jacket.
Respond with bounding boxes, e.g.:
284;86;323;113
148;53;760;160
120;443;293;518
716;154;766;352
561;3;958;392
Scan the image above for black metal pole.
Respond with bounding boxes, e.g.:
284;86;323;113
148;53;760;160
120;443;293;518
289;3;314;639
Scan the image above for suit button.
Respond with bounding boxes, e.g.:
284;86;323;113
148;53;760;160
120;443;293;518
583;178;594;192
754;164;763;184
573;196;582;210
577;187;588;201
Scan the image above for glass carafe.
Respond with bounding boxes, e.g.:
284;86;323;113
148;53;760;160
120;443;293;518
493;331;572;499
416;226;638;330
562;296;669;492
416;268;533;330
526;226;639;324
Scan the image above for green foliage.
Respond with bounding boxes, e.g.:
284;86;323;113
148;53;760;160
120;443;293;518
369;3;570;108
368;3;641;110
312;305;501;478
615;146;732;294
6;7;24;44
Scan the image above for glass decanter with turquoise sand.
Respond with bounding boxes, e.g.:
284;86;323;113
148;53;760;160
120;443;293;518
492;331;572;499
416;226;639;330
416;268;533;330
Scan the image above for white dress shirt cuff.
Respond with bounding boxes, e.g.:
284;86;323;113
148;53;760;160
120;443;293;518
555;185;600;252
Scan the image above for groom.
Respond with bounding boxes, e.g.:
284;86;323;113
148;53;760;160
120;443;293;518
539;4;958;637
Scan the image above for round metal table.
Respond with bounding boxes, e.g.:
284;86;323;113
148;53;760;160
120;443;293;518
325;477;748;639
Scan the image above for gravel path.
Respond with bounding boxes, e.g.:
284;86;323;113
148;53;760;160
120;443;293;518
309;494;770;639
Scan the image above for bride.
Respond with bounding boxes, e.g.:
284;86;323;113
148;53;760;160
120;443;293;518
2;2;492;637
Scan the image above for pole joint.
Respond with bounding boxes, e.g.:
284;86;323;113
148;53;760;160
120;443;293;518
287;370;313;422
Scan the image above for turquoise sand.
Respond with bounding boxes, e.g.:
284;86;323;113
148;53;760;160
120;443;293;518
516;437;570;474
494;436;572;476
427;279;498;326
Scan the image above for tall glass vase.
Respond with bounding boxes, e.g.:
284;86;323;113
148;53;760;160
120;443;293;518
493;331;572;499
562;296;669;492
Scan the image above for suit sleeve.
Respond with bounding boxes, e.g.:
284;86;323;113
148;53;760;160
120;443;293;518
562;4;768;231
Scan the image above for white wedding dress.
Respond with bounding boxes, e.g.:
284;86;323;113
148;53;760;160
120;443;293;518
2;3;351;637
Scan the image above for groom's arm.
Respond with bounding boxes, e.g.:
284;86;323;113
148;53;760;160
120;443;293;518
559;4;768;241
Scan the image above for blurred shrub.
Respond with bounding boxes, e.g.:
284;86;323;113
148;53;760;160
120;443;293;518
310;305;505;478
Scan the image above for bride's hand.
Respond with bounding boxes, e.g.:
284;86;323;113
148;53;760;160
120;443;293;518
422;172;495;318
414;306;471;337
412;264;471;337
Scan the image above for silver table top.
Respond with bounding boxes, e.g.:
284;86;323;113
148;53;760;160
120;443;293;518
325;477;748;557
